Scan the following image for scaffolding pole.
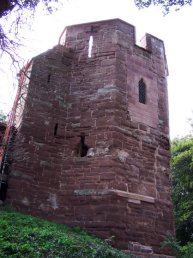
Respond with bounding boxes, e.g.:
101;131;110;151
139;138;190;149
0;61;32;192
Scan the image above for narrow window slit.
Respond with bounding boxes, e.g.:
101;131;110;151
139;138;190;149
47;74;51;83
76;132;89;157
88;35;93;58
54;123;58;136
138;79;146;104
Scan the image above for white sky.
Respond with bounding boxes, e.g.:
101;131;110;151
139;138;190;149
0;0;193;139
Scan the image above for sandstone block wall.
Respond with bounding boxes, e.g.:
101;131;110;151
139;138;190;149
7;19;175;255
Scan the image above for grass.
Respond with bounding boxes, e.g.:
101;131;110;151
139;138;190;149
0;205;131;258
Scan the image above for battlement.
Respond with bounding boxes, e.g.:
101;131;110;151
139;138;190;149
59;19;167;74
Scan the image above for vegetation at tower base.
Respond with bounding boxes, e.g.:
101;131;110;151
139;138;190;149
162;235;193;258
171;137;193;245
0;206;130;258
164;136;193;257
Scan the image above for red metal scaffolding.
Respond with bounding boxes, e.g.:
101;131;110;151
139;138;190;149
0;61;32;174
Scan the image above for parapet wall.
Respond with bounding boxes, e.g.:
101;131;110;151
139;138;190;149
60;19;168;74
7;19;174;256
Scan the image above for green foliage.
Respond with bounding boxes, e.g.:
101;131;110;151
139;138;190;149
0;0;60;19
0;0;61;65
135;0;192;14
0;110;6;123
0;207;130;258
171;137;193;244
163;235;193;258
180;242;193;258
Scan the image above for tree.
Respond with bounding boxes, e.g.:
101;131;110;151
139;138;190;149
0;110;6;123
171;137;193;245
0;0;60;65
1;0;192;65
135;0;192;14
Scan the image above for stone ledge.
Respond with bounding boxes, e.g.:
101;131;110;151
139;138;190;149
74;189;155;204
74;189;109;196
125;242;175;258
110;190;155;203
124;251;175;258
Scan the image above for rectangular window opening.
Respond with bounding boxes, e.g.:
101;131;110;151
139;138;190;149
47;74;51;83
139;79;146;104
88;35;93;58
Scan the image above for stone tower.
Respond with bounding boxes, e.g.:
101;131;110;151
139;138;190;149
7;19;175;256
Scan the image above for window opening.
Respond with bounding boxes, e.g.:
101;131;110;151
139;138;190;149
47;74;51;83
77;132;89;157
88;35;93;58
54;123;58;136
138;79;146;104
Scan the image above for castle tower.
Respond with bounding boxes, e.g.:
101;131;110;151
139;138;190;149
7;19;175;256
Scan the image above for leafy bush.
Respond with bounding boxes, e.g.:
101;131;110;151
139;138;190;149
162;234;193;258
180;242;193;258
171;137;193;244
0;206;130;258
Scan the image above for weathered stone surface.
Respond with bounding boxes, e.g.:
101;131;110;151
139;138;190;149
7;19;175;256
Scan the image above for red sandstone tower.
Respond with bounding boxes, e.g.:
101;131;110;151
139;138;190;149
7;19;175;256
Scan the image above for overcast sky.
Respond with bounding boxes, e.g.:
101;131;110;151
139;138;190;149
0;0;193;139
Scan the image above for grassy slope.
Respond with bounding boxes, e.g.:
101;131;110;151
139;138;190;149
0;206;131;258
